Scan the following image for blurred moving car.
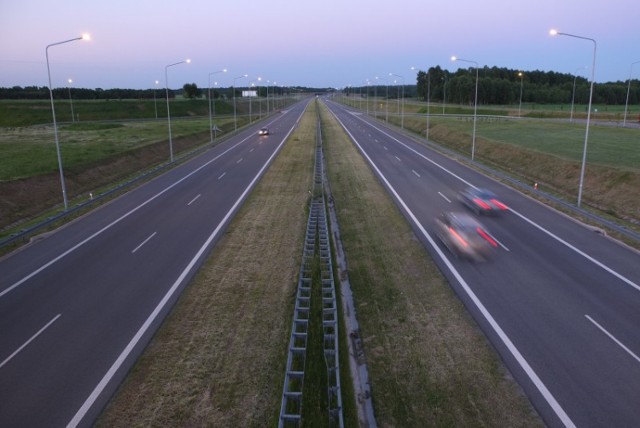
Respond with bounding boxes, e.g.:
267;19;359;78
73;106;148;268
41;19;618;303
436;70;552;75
435;212;498;261
258;127;269;135
459;187;508;215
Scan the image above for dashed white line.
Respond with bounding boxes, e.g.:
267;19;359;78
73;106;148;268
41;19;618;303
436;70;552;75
438;192;452;203
586;315;640;364
236;158;243;164
131;232;157;254
383;146;388;151
187;194;201;206
412;169;421;178
250;148;255;152
218;172;226;180
394;155;401;162
0;314;62;370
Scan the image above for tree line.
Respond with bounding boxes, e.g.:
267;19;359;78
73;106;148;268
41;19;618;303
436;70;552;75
346;66;640;106
0;85;330;100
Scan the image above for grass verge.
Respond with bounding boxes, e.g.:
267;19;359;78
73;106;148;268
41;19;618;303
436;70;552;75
97;103;316;426
319;101;543;427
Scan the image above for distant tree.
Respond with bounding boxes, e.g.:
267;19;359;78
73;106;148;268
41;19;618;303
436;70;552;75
182;83;201;99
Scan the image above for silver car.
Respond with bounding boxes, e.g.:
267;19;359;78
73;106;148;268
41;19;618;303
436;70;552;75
435;212;498;261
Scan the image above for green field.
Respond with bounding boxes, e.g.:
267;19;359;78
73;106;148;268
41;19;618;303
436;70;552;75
0;97;296;233
338;96;640;229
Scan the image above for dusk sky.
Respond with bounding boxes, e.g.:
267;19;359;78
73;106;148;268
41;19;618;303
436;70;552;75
1;0;638;90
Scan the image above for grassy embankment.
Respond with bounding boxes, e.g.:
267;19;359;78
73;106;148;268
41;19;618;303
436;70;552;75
0;97;289;234
98;98;541;426
343;96;640;229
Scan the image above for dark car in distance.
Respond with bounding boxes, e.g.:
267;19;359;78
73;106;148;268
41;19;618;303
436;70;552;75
459;187;508;215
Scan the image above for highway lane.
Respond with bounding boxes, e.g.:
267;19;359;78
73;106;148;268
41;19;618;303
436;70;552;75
0;100;309;427
324;99;640;428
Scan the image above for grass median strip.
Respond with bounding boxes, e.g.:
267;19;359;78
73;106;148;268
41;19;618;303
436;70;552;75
97;104;316;426
319;101;543;427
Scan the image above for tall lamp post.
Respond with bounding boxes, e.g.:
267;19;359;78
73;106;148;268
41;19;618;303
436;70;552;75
153;80;160;120
550;29;596;208
570;66;587;123
208;68;227;143
623;60;640;127
233;74;248;132
451;56;479;160
46;33;91;211
375;76;389;122
67;78;75;123
390;73;405;128
165;58;191;162
517;72;524;117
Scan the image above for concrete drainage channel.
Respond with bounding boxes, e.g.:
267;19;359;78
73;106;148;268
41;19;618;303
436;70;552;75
278;105;376;427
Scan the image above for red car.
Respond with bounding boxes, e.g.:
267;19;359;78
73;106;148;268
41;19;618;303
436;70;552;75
459;187;508;215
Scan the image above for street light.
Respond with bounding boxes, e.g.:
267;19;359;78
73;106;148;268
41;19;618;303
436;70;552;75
208;68;227;143
517;72;524;117
623;60;640;127
570;66;587;123
153;80;160;120
375;76;389;122
550;29;597;208
46;33;91;211
390;73;405;128
67;78;75;123
451;55;479;160
233;74;248;132
165;58;191;162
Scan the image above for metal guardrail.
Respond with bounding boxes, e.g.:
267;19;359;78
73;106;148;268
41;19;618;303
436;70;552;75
279;109;343;427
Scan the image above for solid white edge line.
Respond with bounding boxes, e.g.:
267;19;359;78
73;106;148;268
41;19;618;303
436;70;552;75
325;101;577;428
131;232;157;254
345;102;640;293
66;102;309;428
0;314;62;369
585;315;640;364
509;209;640;291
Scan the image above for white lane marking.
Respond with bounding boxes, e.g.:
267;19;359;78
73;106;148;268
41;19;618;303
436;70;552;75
509;208;639;292
347;104;640;294
250;148;255;152
236;158;243;164
383;146;388;151
0;314;62;370
412;170;421;178
586;315;640;364
327;103;577;428
394;155;401;162
131;232;157;254
438;192;452;203
1;128;260;300
67;101;310;428
187;194;201;206
486;230;510;251
218;172;226;180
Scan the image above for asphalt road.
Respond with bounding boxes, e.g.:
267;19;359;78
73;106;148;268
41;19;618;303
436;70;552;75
0;100;309;427
323;98;640;428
